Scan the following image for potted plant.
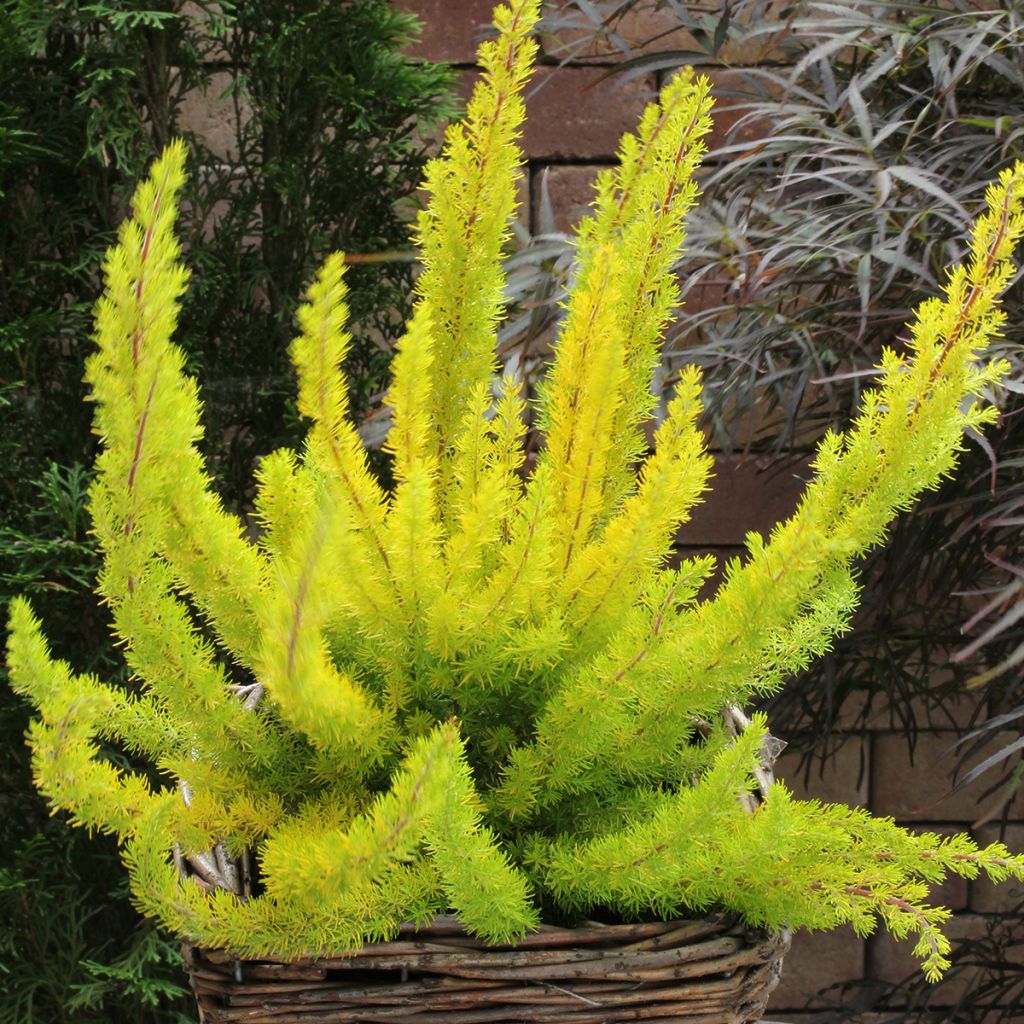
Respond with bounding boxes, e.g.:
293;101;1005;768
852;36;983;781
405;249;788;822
7;1;1024;1021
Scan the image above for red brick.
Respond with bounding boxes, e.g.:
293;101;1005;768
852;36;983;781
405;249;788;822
664;358;828;452
435;64;767;170
676;453;810;547
872;732;1024;823
397;0;497;64
525;66;768;160
767;927;865;1010
826;688;877;733
862;687;983;734
449;65;653;163
523;67;657;159
676;273;731;320
701;67;776;150
931;867;971;915
776;649;983;738
776;736;871;808
513;164;531;233
538;1;696;62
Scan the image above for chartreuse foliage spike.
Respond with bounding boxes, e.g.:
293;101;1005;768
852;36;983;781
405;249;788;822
415;0;539;497
256;260;398;758
79;140;286;789
259;723;537;944
543;70;714;518
494;163;1024;817
255;489;393;759
290;252;393;598
86;140;266;669
6;0;1024;978
556;365;712;644
540;717;1016;981
382;306;444;620
6;598;157;837
532;245;630;572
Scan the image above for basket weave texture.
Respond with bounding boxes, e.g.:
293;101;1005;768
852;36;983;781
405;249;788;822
183;913;790;1024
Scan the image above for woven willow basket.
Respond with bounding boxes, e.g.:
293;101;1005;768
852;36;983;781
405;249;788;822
184;914;790;1023
181;709;790;1023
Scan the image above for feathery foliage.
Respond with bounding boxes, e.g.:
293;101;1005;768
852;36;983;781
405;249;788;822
7;0;1024;983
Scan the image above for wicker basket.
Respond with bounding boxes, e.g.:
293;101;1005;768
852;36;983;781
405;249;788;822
181;708;789;1023
184;914;790;1023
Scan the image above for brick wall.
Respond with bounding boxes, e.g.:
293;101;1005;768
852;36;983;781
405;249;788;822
394;2;1024;1016
178;1;1022;1015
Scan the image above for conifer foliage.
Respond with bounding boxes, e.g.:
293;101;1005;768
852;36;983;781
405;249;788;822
7;0;1024;981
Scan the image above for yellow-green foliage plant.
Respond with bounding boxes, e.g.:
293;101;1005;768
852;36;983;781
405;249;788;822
7;0;1024;982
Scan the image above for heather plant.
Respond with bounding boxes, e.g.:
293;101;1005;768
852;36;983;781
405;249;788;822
8;0;1024;984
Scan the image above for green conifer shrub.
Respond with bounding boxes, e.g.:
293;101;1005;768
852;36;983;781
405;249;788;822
7;0;1024;982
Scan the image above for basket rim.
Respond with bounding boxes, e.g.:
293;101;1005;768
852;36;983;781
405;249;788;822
186;911;792;966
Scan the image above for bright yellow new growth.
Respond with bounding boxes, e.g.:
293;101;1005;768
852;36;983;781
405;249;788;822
415;0;540;498
83;141;279;780
498;163;1024;823
7;599;156;837
256;256;400;756
88;140;267;668
557;365;713;642
288;253;394;607
535;245;629;570
255;495;393;758
383;306;444;619
7;0;1024;978
550;69;715;517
